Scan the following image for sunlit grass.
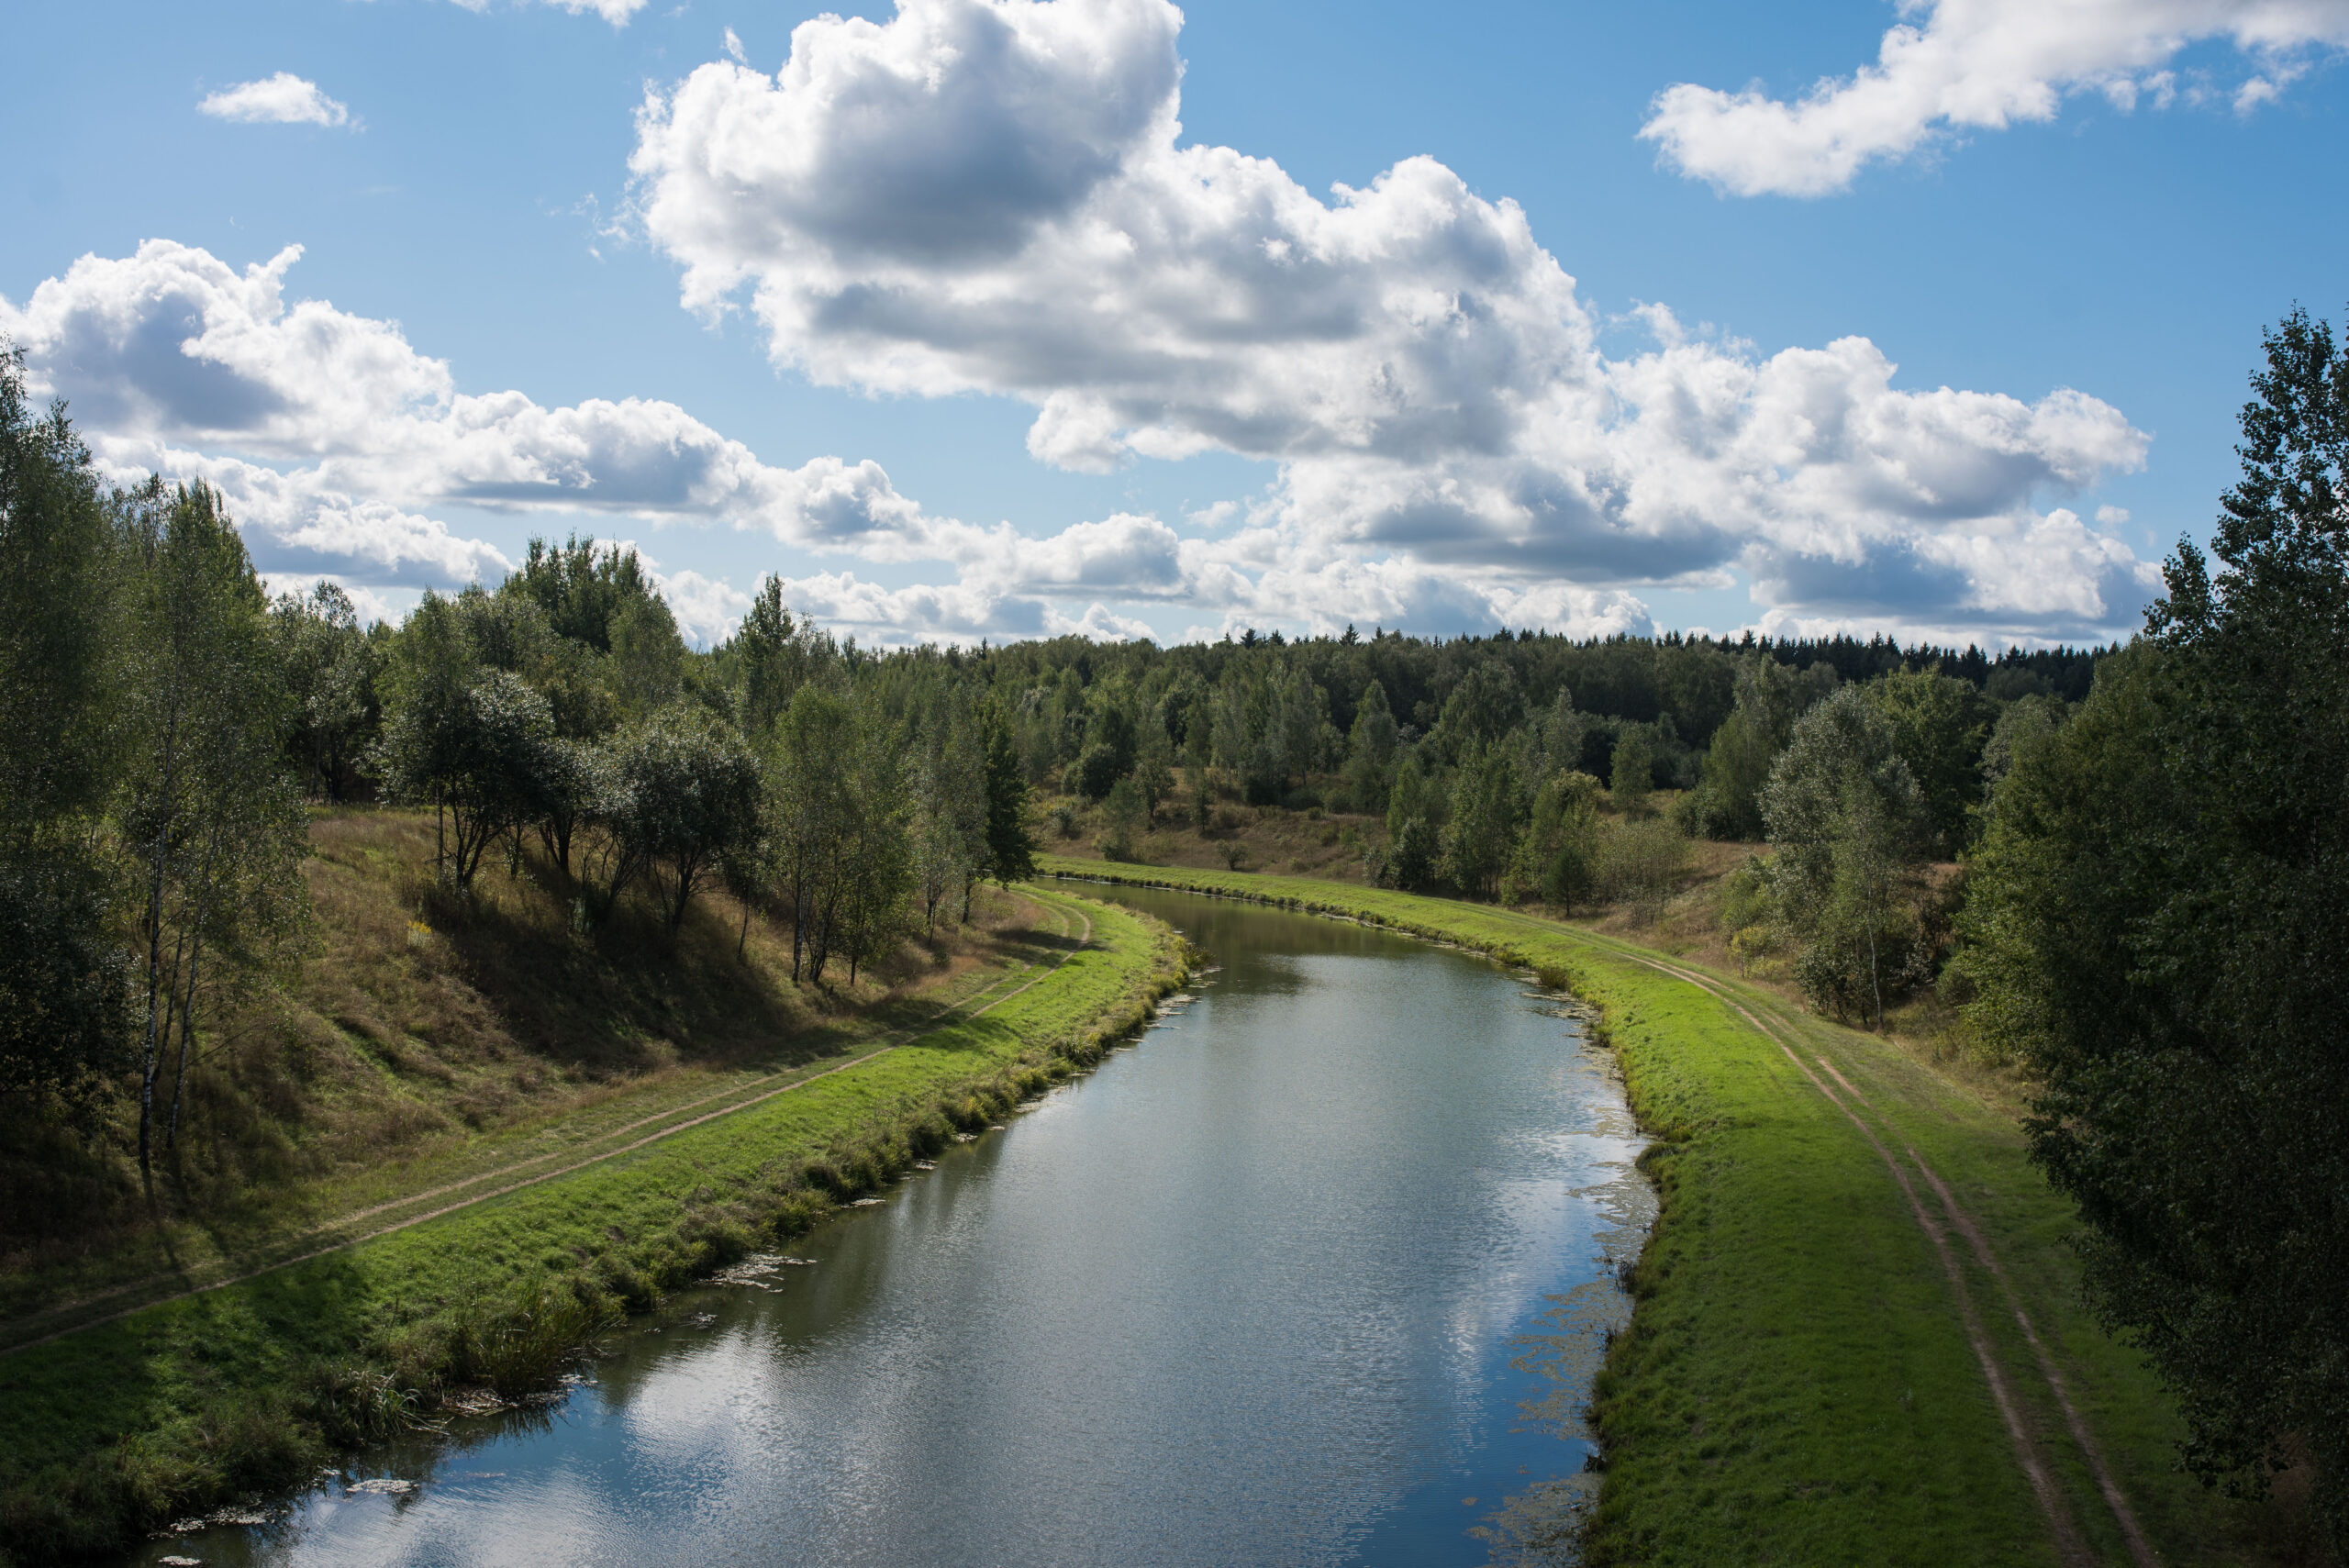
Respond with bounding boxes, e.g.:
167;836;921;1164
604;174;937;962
0;885;1182;1563
1043;858;2322;1566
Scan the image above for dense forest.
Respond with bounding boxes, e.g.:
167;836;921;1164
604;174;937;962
4;308;2345;1546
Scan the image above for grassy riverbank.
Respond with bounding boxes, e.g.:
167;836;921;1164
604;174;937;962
0;887;1184;1565
1043;858;2328;1567
0;807;1069;1316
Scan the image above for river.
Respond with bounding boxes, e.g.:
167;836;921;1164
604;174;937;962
130;884;1649;1568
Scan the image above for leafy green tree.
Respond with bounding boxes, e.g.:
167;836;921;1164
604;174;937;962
1431;660;1522;762
1133;717;1174;825
607;590;687;718
1513;769;1603;906
726;574;833;739
1074;740;1125;801
1609;725;1656;818
910;704;984;934
945;705;994;923
373;661;559;895
1685;656;1831;840
1266;662;1330;789
1082;681;1140;779
1868;664;1992;855
1342;678;1400;812
982;711;1040;886
1527;687;1587;782
1209;664;1262;791
1184;717;1214;830
1381;750;1441;889
1442;741;1520;898
529;632;618;746
1962;310;2349;1543
271;582;380;801
1975;693;2065;813
118;482;308;1178
1763;686;1929;1028
0;349;130;1106
1595;815;1692;921
765;686;857;979
614;707;763;932
1101;776;1147;862
831;707;914;984
507;533;657;651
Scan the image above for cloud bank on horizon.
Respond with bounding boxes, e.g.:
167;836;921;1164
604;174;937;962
6;0;2168;647
1642;0;2349;197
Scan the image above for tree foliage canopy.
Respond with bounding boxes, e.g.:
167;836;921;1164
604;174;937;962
1964;307;2349;1545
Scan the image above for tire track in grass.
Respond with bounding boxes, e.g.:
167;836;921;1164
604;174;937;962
1050;872;2146;1566
1586;946;2093;1565
1448;901;2158;1566
1;893;1097;1358
1601;940;2155;1568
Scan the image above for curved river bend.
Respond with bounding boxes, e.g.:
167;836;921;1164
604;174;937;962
132;884;1650;1568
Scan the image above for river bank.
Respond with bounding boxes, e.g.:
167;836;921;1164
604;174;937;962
0;808;1076;1327
0;889;1185;1565
1040;858;2324;1566
126;883;1647;1568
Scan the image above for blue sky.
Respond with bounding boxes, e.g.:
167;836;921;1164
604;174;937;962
6;0;2344;647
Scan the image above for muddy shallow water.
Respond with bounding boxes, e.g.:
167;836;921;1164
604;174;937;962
130;884;1649;1568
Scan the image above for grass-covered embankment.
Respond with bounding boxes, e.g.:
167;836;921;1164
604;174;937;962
1042;857;2323;1567
0;807;1068;1319
0;886;1184;1565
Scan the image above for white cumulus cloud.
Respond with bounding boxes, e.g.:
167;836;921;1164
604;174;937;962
2;0;2177;647
629;0;2157;640
198;72;354;128
1640;0;2349;197
0;239;1259;638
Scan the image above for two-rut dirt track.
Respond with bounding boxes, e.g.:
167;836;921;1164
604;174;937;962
1049;863;2163;1567
1578;932;2159;1568
0;889;1098;1359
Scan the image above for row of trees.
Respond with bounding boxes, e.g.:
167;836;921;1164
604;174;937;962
983;571;2048;1029
0;349;1043;1184
1954;310;2349;1544
1;359;309;1183
264;555;1044;985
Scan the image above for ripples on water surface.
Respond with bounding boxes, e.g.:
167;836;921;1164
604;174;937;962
131;885;1649;1568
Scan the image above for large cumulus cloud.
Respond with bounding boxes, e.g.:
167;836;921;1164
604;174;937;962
1;0;2170;646
630;0;2158;642
0;242;1005;608
0;237;1662;639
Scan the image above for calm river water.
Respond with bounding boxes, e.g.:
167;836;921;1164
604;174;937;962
131;884;1649;1568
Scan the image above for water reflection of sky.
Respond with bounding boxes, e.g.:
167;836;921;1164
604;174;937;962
132;888;1647;1568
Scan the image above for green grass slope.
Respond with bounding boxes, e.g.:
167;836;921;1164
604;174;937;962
1041;857;2324;1567
0;807;1073;1321
0;887;1184;1564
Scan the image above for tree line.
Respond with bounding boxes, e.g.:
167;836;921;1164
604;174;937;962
8;305;2341;1539
0;349;1039;1189
961;573;2079;1026
910;317;2349;1539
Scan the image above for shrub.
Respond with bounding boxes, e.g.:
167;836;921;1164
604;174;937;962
1074;742;1124;801
1101;777;1147;862
1596;817;1689;920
